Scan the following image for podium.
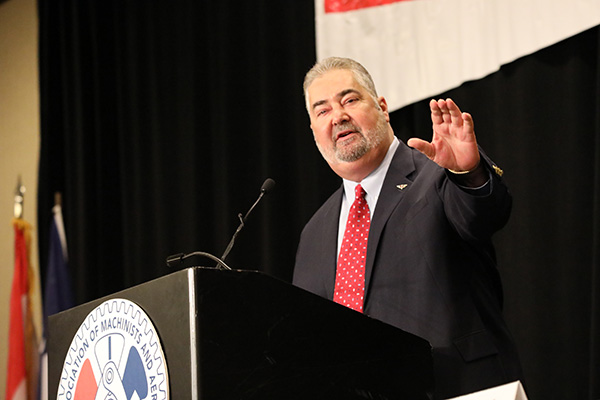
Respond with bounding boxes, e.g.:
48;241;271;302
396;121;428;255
48;267;433;399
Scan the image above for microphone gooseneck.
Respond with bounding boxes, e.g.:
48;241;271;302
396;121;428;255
165;178;275;271
220;178;276;262
166;251;232;270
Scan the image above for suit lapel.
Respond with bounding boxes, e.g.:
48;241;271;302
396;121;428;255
364;141;416;300
322;186;344;300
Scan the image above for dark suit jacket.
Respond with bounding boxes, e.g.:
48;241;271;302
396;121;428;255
293;139;523;399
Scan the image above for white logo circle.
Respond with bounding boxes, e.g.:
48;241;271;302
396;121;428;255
56;298;169;400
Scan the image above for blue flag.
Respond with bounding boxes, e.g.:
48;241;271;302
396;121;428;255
40;204;74;400
44;205;74;317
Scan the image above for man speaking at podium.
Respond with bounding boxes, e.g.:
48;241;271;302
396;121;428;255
293;57;524;399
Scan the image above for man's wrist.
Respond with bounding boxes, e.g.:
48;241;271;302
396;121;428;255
447;162;488;188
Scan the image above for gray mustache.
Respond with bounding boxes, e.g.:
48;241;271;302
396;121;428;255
332;122;362;139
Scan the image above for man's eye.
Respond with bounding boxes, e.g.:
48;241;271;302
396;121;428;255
316;109;327;116
345;98;358;104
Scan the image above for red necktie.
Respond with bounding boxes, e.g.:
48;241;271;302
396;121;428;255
334;184;370;312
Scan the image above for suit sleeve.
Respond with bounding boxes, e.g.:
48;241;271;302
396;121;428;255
440;151;512;244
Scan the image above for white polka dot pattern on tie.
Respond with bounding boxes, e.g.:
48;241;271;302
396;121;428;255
333;184;371;313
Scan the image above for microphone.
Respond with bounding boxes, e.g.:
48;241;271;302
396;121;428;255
220;178;275;262
165;178;275;270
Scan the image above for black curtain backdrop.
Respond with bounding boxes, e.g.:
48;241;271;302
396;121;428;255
37;1;600;398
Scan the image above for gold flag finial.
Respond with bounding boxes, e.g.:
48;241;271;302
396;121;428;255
14;175;26;219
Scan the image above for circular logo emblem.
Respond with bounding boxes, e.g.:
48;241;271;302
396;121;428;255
56;298;169;400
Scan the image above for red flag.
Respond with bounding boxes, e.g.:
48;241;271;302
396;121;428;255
6;219;39;400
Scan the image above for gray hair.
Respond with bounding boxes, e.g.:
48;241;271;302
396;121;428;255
303;57;379;111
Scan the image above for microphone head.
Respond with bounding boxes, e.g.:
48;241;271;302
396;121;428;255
166;252;185;268
260;178;276;194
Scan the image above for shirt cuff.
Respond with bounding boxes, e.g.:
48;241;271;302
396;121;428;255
455;169;493;196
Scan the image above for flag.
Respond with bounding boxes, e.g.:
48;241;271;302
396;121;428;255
6;218;40;400
40;203;74;400
43;203;73;317
315;0;600;111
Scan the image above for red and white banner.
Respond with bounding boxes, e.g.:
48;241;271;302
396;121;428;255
316;0;600;111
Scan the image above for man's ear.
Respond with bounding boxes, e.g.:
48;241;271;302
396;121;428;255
378;96;390;122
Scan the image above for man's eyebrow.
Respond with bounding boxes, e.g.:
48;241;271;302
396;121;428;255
339;88;361;98
311;99;327;111
311;88;362;111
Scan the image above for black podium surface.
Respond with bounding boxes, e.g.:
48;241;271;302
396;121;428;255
48;267;433;399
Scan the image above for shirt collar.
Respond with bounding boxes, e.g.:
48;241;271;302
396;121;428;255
342;137;399;214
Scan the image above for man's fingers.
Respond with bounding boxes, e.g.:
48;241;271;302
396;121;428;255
444;98;463;127
438;99;453;124
462;112;475;135
430;99;444;125
431;98;473;139
407;137;435;159
432;98;462;126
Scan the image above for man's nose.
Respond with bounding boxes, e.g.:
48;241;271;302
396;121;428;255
332;107;350;125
